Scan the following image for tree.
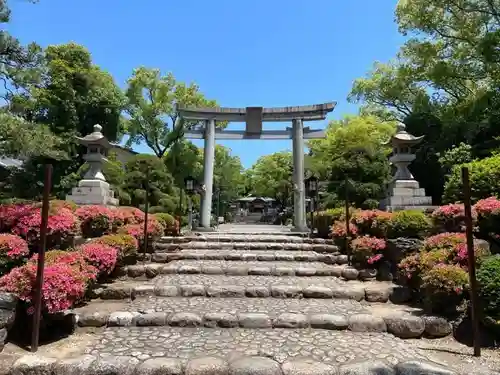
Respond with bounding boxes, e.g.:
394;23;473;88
348;0;500;203
123;154;177;214
0;0;42;100
13;43;126;141
213;145;244;216
308;115;395;209
247;151;293;206
124;67;221;158
164;140;203;187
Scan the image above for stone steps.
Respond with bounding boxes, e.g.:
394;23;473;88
6;328;463;375
147;249;346;264
122;260;355;279
72;296;452;341
159;235;331;244
155;241;338;252
95;276;406;303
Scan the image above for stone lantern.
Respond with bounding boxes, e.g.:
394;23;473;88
66;124;119;206
380;123;434;211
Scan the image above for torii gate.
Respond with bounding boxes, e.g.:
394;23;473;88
178;102;336;232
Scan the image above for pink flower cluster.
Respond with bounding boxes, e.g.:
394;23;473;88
75;205;116;237
331;221;358;239
431;203;476;232
79;243;118;275
119;218;164;241
30;250;97;283
351;235;386;264
422;232;466;251
117;207;145;225
13;207;79;244
0;262;87;314
0;234;29;260
0;204;36;232
473;196;500;216
351;210;393;235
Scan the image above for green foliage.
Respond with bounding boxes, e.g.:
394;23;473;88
443;154;500;203
124;67;222;158
421;264;468;313
349;0;500;204
246;151;293;205
437;142;474;173
388;210;431;238
123;154;176;213
477;255;500;320
308;115;395;208
314;208;345;238
92;233;138;260
164;140;203;187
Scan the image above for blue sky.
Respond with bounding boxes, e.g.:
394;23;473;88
8;0;405;168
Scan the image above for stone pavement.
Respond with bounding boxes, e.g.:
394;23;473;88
3;227;500;375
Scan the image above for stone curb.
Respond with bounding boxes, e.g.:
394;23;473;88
74;310;452;339
6;354;461;375
95;283;408;303
121;263;357;279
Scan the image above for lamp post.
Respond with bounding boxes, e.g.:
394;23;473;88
306;176;319;237
185;176;195;230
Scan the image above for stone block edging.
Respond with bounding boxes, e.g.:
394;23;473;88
158;236;334;244
6;354;460;375
95;283;409;303
74;310;452;340
0;292;18;352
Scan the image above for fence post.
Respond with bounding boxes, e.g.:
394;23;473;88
461;166;481;357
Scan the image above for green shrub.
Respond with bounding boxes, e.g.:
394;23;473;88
421;264;469;314
154;213;180;236
388;210;431;238
477;255;500;320
443;154;500;204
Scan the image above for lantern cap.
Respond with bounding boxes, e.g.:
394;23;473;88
76;124;111;148
390;122;424;145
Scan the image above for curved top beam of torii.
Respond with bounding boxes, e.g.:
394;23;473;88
177;102;336;140
176;102;336;122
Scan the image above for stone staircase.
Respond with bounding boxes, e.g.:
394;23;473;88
3;230;496;375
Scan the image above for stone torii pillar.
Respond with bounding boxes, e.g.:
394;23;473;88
292;119;307;232
200;119;216;230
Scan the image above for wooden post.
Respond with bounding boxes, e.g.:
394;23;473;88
143;169;150;263
344;175;351;266
309;198;314;237
31;164;53;352
461;166;481;357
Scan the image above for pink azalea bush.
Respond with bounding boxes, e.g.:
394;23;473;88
351;210;393;238
29;250;97;284
92;233;138;261
13;207;79;249
116;207;145;225
351;235;386;265
331;220;358;239
0;261;88;314
79;243;118;276
75;205;116;238
0;203;37;232
473;196;500;237
118;217;164;241
431;203;476;233
0;234;29;275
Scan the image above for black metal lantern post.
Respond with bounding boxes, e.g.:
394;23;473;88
185;176;195;230
306;176;319;237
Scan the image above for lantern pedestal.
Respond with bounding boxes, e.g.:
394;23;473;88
66;179;118;206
